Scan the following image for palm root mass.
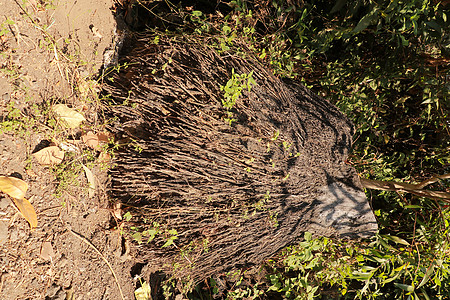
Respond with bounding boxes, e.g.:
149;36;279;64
103;33;378;282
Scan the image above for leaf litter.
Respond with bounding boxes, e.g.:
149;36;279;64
81;131;110;150
40;241;55;261
0;176;28;199
33;146;65;165
0;176;37;229
82;164;96;198
52;104;86;128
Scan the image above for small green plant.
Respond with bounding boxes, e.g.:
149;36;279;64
0;91;41;137
190;10;210;34
227;284;264;300
254;190;270;211
125;218;181;250
162;278;176;299
130;139;144;154
51;154;84;198
0;17;14;37
226;270;264;300
220;69;256;125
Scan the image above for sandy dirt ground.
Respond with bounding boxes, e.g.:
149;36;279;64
0;0;137;299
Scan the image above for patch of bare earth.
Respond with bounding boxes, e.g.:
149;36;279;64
0;1;135;299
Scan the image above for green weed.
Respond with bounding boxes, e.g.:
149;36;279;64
220;69;256;125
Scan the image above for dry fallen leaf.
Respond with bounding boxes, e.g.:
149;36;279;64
97;132;110;143
90;25;103;39
81;131;99;149
98;151;111;163
0;176;28;199
82;164;96;198
53;104;86;128
81;131;110;150
60;141;79;153
40;241;55;260
33;146;65;165
11;196;38;229
0;177;37;229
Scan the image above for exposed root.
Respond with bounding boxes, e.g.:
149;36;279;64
103;33;378;283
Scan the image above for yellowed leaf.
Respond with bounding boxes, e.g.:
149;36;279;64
33;146;64;165
82;164;96;198
0;176;28;199
134;281;151;300
12;196;38;229
53;104;86;128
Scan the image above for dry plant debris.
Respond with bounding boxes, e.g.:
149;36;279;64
82;164;96;198
0;175;37;228
0;175;28;199
32;146;65;165
52;104;86;129
81;131;110;150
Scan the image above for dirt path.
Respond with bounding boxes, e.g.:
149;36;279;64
0;1;136;299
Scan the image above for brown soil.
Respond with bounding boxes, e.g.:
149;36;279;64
0;1;136;299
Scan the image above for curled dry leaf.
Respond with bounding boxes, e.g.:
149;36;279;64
12;196;38;229
53;104;86;128
113;202;122;220
90;25;103;39
33;146;64;165
81;131;99;149
81;131;110;150
0;176;28;199
82;164;96;198
0;176;37;228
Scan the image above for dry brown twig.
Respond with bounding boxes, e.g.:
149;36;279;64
361;173;450;202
